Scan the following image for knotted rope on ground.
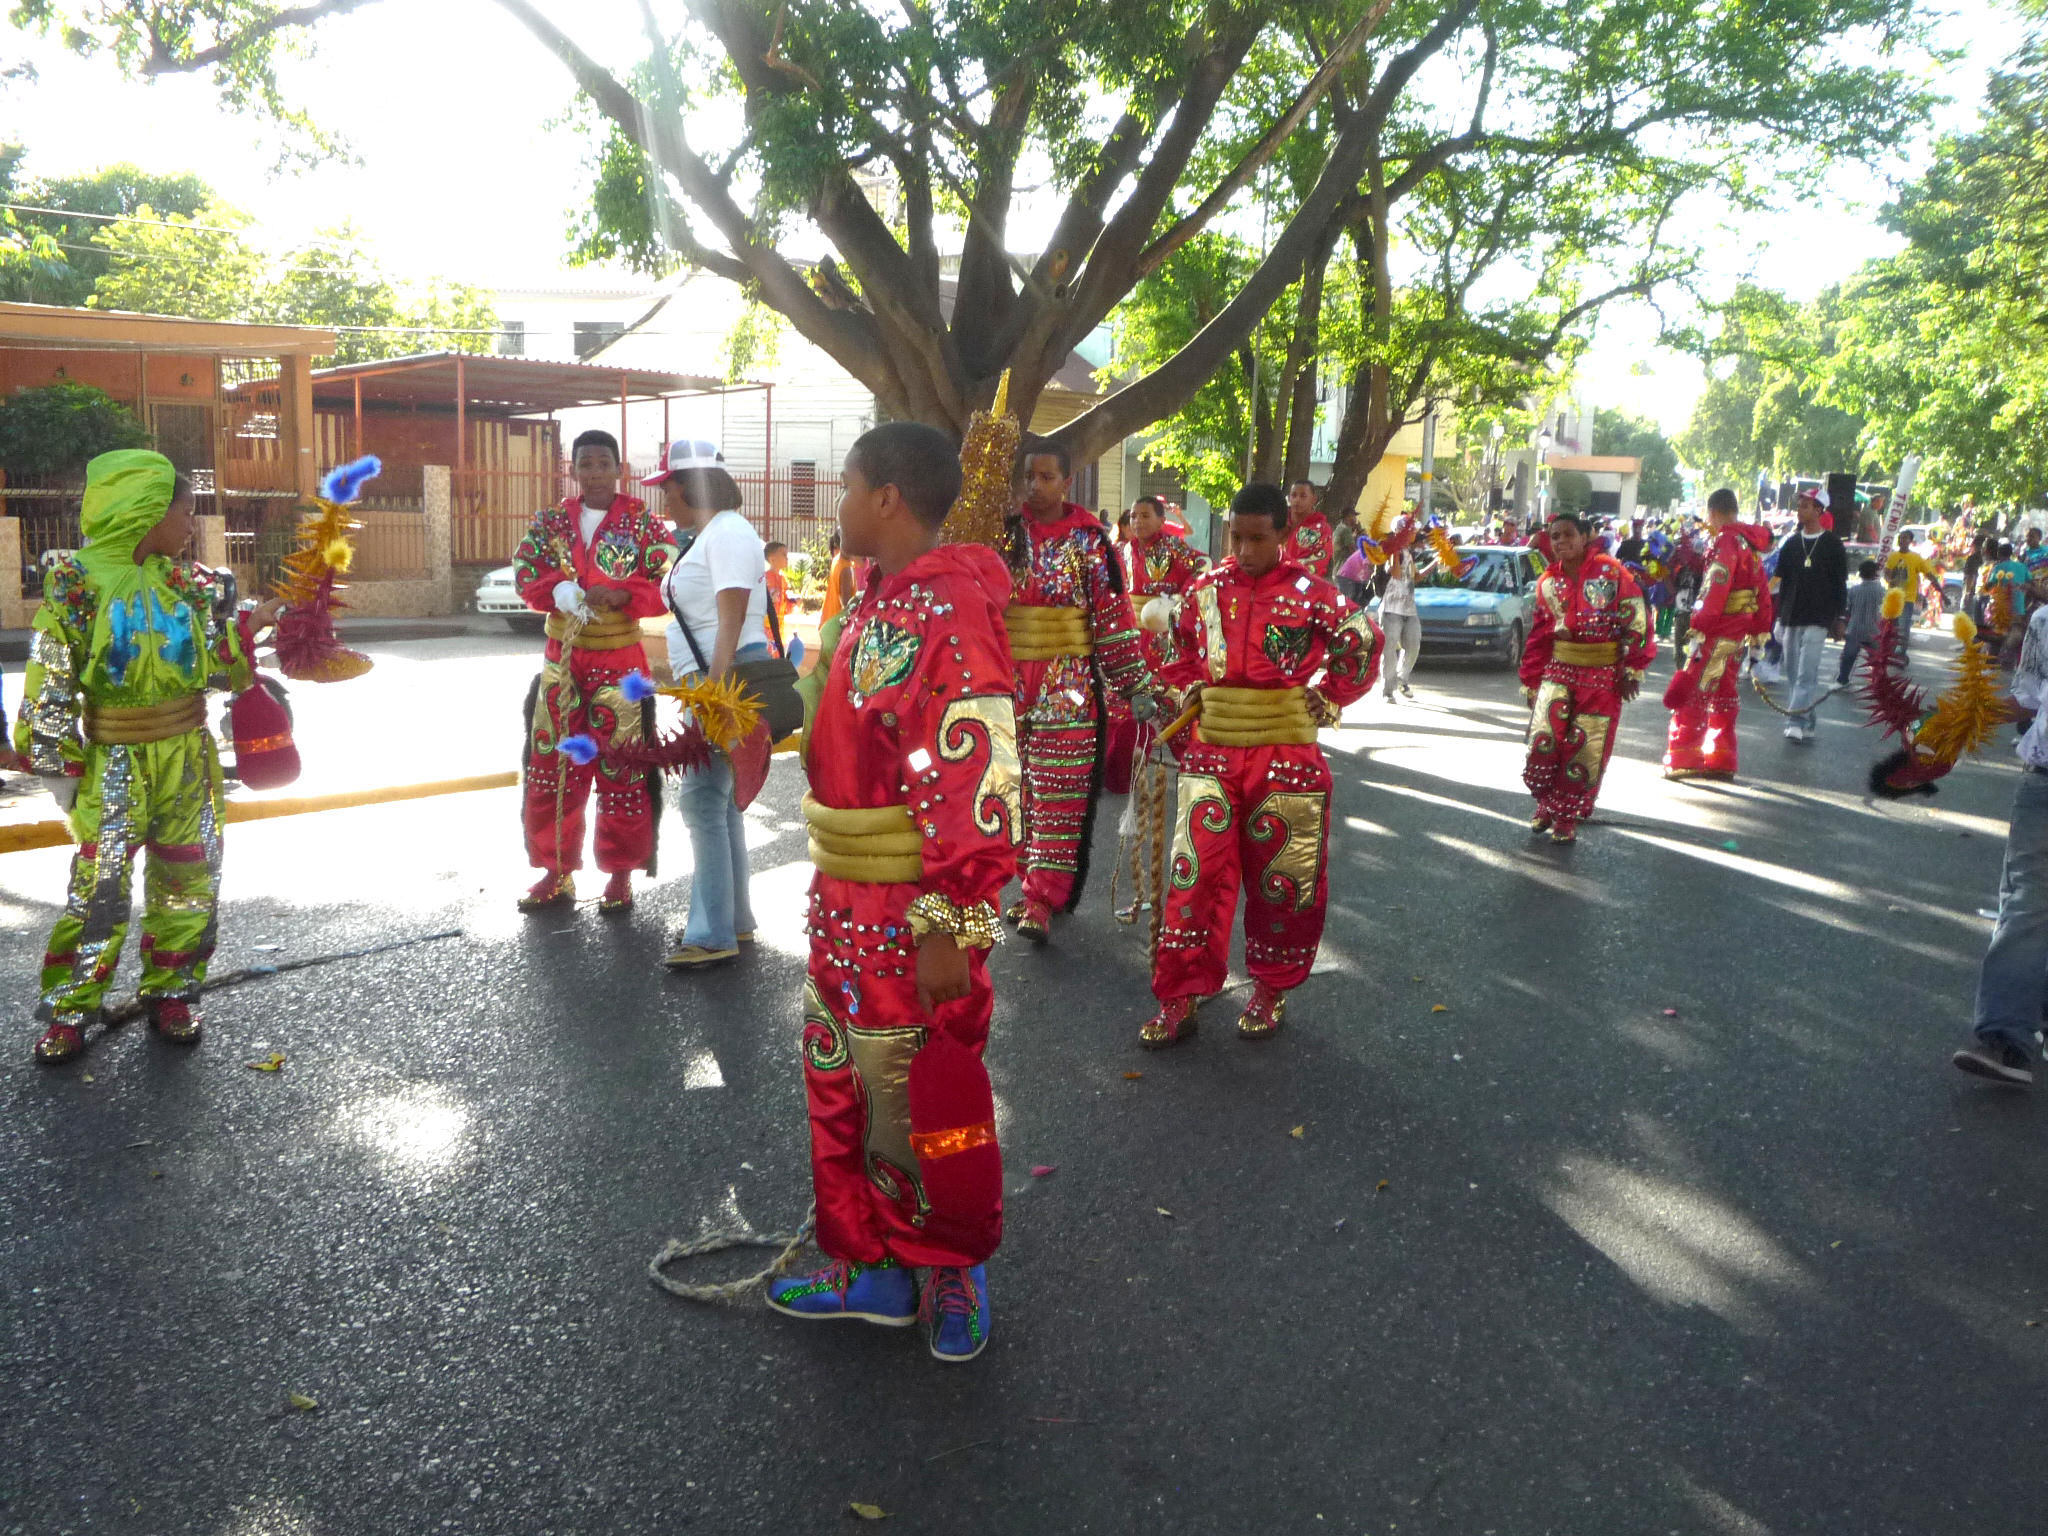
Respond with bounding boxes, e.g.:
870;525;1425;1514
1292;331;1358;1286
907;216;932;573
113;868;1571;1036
647;1204;817;1304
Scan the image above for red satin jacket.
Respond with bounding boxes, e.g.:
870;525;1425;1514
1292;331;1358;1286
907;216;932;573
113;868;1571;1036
1161;558;1382;710
1520;551;1658;693
808;543;1021;911
512;495;676;661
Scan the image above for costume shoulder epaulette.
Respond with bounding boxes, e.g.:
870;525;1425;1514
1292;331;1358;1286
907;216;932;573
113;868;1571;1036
40;553;86;606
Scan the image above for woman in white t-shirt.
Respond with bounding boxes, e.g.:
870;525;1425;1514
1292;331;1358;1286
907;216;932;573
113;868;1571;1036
643;439;772;969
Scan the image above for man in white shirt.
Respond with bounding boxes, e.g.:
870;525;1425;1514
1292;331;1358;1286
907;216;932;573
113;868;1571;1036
1380;523;1421;701
1954;603;2048;1085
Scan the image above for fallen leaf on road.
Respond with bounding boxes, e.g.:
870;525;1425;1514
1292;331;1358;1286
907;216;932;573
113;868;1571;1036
847;1502;890;1520
2026;1320;2041;1329
1410;975;1424;983
1289;1125;1306;1139
148;1170;162;1180
1156;1207;1173;1218
1122;1071;1143;1080
245;1053;286;1073
1662;1008;1680;1018
1431;1004;1448;1013
1376;1180;1390;1192
287;1393;319;1413
81;1072;94;1083
1333;1217;1346;1232
1031;1165;1056;1178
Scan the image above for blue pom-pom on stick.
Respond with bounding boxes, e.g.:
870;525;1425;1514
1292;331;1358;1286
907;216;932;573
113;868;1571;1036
319;455;382;505
620;671;657;704
558;734;599;765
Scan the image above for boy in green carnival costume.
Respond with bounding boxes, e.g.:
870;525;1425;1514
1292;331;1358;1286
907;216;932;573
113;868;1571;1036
16;449;282;1063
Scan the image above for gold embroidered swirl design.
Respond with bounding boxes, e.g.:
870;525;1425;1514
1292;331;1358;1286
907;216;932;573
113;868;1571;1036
939;694;1023;844
801;978;850;1073
1169;772;1231;893
1248;791;1326;912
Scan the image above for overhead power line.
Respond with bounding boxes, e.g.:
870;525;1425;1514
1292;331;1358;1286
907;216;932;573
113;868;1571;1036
2;200;365;248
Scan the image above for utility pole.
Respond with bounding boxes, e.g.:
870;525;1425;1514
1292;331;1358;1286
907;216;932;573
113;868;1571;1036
1418;412;1436;523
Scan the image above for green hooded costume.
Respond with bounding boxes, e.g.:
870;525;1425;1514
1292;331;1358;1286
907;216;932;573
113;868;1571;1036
15;448;254;1025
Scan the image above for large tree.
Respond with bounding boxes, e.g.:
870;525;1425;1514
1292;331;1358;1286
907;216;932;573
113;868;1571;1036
20;0;1931;474
0;156;210;305
1592;407;1682;514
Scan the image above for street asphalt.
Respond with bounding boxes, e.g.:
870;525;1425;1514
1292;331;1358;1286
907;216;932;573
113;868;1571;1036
1;620;2043;1535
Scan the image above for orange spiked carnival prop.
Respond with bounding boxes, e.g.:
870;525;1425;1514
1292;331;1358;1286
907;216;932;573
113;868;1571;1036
272;455;378;683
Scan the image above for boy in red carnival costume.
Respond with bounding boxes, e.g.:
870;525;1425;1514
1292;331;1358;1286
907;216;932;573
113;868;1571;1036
1283;479;1336;578
1520;510;1657;843
1663;487;1774;780
1003;436;1157;941
1104;494;1209;794
767;421;1020;1364
1141;482;1381;1047
512;430;677;913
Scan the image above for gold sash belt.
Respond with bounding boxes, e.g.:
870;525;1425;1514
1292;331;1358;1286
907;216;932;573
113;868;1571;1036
83;695;207;745
1004;604;1093;662
1551;640;1620;667
1724;591;1758;615
1198;685;1318;747
545;609;645;650
803;793;925;883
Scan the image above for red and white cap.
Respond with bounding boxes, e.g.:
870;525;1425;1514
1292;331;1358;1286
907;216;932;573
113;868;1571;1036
1797;485;1830;508
641;438;726;486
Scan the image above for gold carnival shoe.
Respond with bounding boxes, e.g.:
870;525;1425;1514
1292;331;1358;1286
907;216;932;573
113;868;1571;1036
1549;819;1578;845
1015;899;1052;944
517;872;575;912
1140;997;1199;1050
599;871;634;913
1003;899;1028;927
1529;812;1553;834
33;1020;85;1064
1237;983;1288;1040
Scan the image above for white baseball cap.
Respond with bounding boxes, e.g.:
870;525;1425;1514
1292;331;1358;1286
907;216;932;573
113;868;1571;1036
641;438;725;486
1798;485;1830;509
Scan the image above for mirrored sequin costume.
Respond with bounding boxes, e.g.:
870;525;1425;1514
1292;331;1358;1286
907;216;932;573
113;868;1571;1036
1105;532;1209;794
513;497;677;876
1151;558;1380;1003
1519;552;1657;826
1004;503;1153;911
1284;510;1337;579
14;452;255;1027
802;544;1020;1268
1663;523;1775;778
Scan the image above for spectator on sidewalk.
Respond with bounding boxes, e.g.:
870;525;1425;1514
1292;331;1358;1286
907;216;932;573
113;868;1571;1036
1837;559;1886;686
1954;600;2048;1086
1773;488;1848;742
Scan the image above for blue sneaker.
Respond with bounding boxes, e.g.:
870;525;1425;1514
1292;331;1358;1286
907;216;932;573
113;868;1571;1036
765;1259;916;1326
921;1265;992;1363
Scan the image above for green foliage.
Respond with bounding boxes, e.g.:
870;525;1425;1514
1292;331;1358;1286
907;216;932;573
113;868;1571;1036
724;300;785;384
1677;284;1870;491
0;156;209;305
1592;408;1683;513
87;200;497;362
1549;469;1593;514
8;0;360;167
0;381;150;479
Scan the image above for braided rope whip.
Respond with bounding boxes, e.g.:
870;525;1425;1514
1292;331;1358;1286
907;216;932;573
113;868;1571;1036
648;1204;817;1304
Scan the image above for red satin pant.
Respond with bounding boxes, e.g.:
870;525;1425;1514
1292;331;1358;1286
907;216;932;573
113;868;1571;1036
1152;740;1331;1002
522;643;656;875
800;876;1003;1269
1665;636;1745;775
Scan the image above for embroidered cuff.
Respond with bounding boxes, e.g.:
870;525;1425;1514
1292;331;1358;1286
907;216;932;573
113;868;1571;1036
1304;687;1342;728
905;892;1002;951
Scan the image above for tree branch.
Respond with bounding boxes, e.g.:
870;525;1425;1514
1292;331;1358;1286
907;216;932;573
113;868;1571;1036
138;0;380;74
1133;0;1396;282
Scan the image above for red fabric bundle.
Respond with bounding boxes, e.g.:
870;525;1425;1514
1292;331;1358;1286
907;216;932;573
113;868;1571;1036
230;678;300;790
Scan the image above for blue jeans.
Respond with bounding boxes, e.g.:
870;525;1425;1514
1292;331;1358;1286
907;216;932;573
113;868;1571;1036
1974;769;2048;1055
1899;603;1916;655
673;643;769;949
1781;623;1827;731
1837;634;1873;685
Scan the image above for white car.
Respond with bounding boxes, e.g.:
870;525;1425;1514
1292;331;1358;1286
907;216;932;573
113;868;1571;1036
475;565;545;632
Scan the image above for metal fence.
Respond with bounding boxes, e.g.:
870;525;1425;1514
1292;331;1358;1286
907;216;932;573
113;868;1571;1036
449;464;836;569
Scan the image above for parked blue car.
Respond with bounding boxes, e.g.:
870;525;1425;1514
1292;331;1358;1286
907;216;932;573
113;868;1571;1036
1370;544;1547;668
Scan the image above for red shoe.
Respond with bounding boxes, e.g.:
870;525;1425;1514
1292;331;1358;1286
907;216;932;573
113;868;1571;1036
1015;899;1052;944
1237;982;1288;1040
517;871;575;911
148;999;202;1045
33;1021;84;1064
1549;818;1577;845
599;870;634;913
1140;997;1199;1049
